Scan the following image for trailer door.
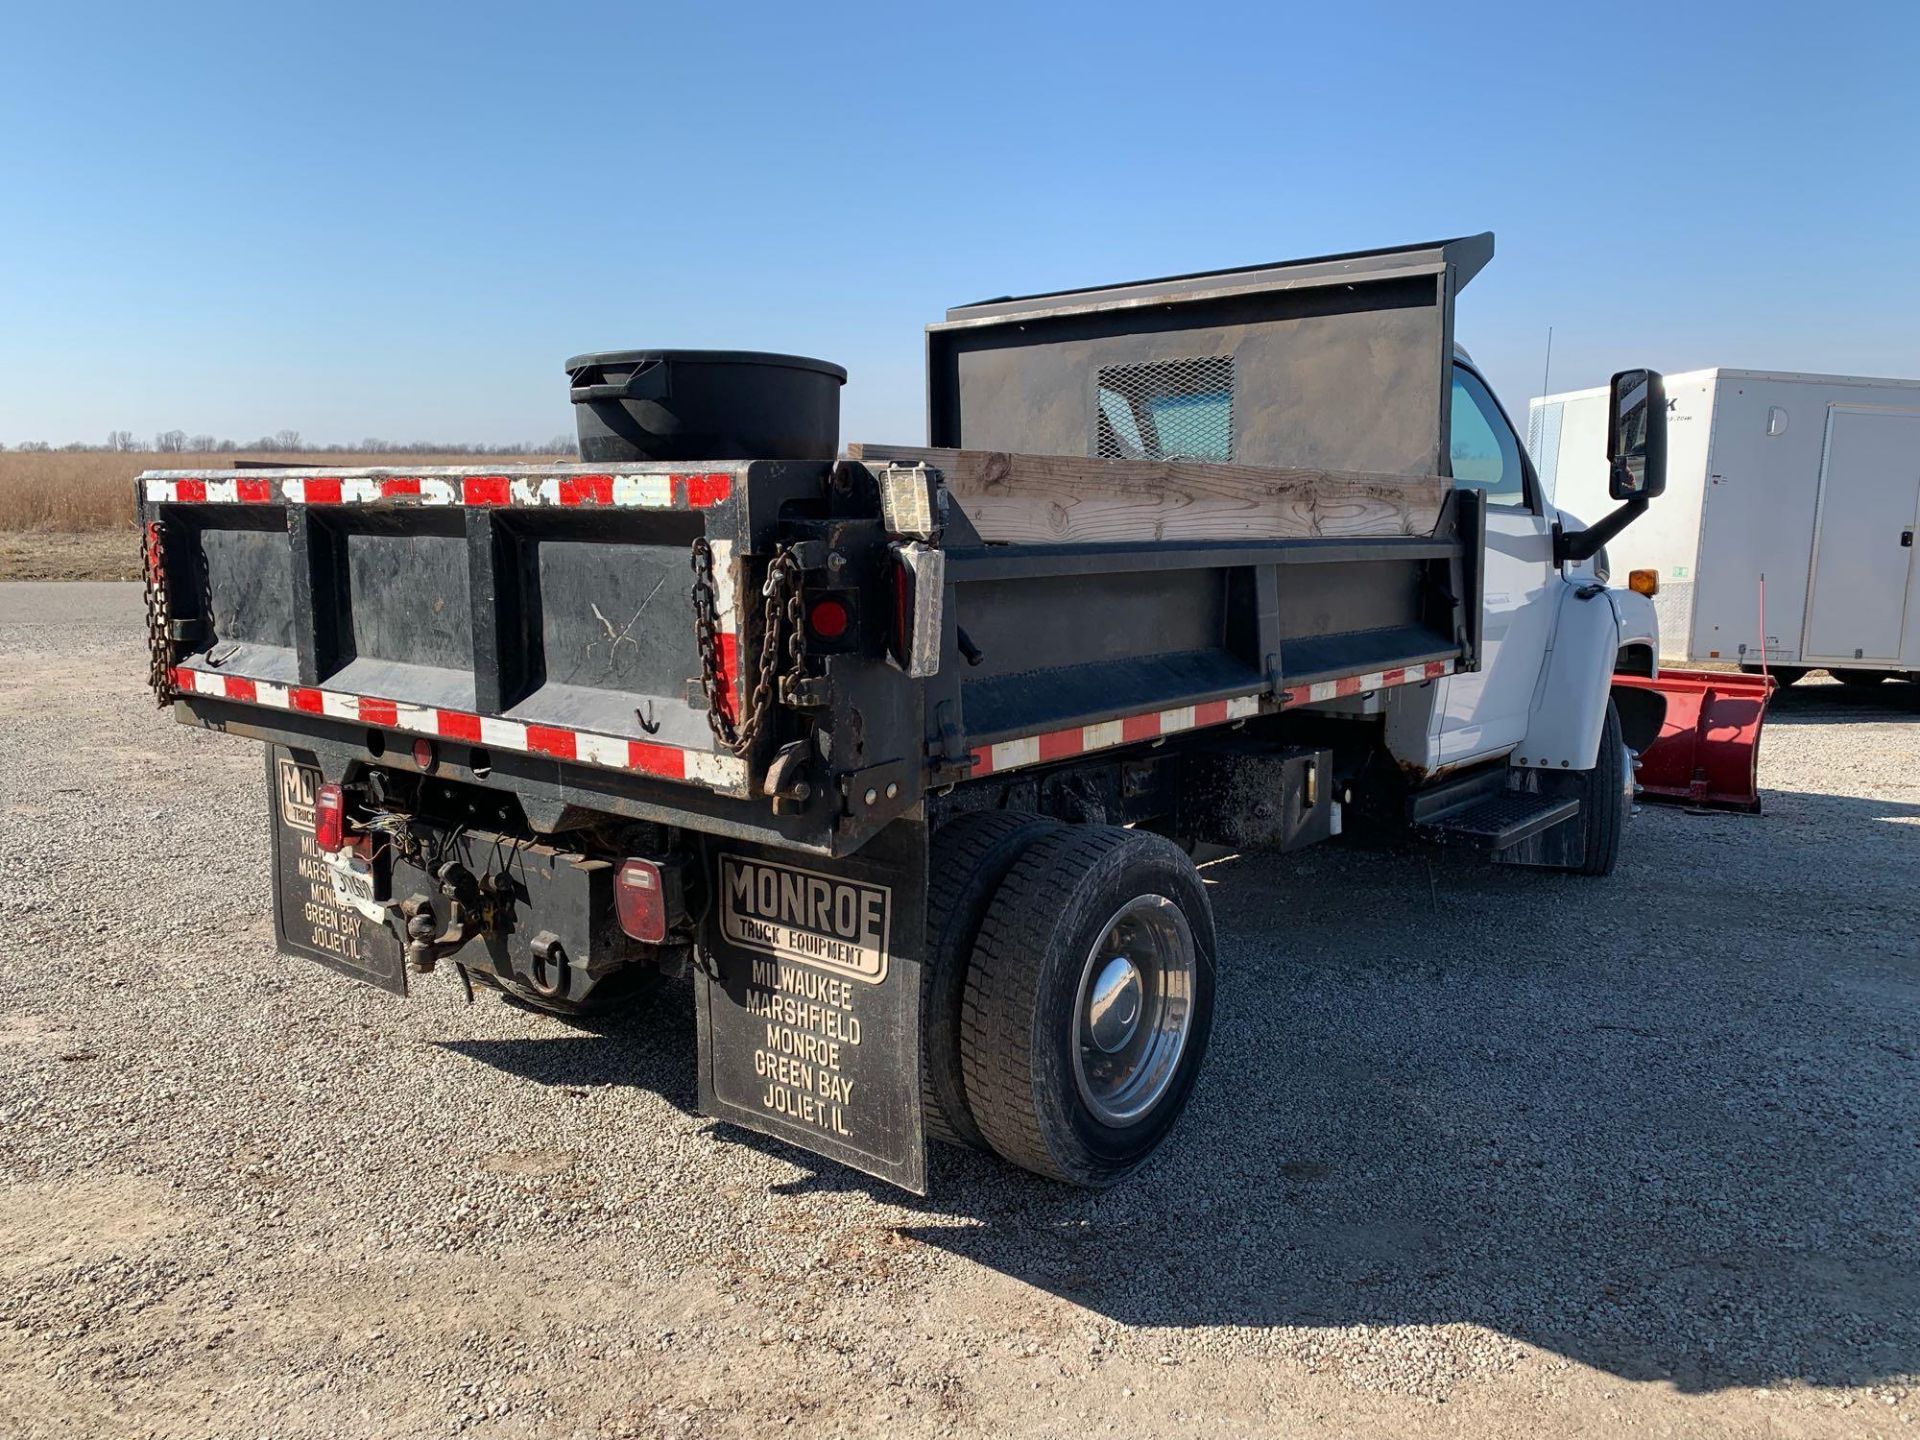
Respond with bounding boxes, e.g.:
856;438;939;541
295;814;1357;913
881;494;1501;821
1804;408;1920;663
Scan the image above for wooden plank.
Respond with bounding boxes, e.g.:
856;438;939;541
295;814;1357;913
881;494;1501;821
846;444;1447;543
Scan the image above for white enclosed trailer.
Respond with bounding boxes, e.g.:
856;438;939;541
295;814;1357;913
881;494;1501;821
1530;369;1920;684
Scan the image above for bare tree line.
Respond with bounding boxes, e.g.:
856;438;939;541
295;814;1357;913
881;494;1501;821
3;430;577;455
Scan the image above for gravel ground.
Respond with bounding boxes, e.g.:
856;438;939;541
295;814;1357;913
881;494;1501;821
2;582;1915;1439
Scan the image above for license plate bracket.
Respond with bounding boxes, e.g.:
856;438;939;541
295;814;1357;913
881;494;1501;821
320;847;387;922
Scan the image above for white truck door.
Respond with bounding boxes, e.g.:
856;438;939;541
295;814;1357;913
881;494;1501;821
1434;366;1558;764
1804;407;1920;663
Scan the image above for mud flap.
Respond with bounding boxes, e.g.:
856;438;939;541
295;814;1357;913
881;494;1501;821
265;746;407;996
694;820;927;1194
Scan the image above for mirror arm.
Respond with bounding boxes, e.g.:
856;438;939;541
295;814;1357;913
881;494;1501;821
1556;496;1650;565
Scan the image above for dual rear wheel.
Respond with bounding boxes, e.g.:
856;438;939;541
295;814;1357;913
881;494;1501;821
924;817;1216;1187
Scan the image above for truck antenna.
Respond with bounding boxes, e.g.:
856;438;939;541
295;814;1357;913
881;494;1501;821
1540;326;1554;398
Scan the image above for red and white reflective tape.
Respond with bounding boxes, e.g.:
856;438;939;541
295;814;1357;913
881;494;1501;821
141;468;733;510
1279;659;1454;708
172;666;747;791
968;695;1263;777
966;659;1455;778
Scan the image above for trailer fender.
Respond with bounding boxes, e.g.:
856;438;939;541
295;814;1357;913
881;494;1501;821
1517;587;1645;772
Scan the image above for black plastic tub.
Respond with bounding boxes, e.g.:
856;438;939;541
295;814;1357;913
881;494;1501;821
565;349;847;464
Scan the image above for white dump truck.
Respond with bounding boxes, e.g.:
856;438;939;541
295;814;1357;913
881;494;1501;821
137;233;1671;1192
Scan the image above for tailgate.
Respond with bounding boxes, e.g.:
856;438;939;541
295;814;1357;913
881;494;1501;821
140;465;753;795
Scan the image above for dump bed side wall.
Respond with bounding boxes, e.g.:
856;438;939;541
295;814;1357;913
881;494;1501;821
935;501;1481;785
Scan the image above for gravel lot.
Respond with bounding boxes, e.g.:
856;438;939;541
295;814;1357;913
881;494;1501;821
2;582;1915;1439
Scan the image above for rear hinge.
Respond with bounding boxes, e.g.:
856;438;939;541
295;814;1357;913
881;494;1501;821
785;539;832;572
763;739;814;816
780;674;832;709
925;700;971;785
840;759;915;828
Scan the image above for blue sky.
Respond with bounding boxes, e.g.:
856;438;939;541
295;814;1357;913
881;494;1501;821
2;1;1915;450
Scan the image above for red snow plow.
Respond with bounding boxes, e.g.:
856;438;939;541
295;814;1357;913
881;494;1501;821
1614;668;1776;813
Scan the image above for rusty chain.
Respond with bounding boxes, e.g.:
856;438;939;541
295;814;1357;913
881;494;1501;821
141;520;175;707
690;538;806;758
689;537;732;744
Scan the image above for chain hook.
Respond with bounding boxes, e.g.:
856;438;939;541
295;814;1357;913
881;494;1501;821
689;538;809;760
141;520;176;707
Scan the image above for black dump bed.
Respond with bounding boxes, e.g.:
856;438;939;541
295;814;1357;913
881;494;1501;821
137;236;1492;858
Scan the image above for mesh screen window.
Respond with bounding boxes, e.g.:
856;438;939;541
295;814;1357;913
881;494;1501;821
1094;356;1235;461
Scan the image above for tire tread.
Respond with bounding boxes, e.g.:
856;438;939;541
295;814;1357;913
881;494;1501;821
960;826;1162;1183
921;812;1059;1148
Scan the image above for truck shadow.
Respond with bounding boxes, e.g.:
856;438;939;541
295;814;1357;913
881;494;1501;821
432;789;1917;1395
433;981;704;1114
888;794;1920;1393
1761;676;1920;726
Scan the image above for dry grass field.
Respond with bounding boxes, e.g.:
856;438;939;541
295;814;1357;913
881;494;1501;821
0;451;569;579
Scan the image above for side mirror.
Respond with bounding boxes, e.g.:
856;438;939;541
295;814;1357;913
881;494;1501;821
1558;369;1669;564
1607;369;1667;500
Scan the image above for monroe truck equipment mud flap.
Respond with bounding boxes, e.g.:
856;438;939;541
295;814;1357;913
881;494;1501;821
1612;669;1775;813
267;746;408;995
694;819;928;1193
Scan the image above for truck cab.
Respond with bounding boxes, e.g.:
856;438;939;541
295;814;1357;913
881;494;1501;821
1440;350;1662;772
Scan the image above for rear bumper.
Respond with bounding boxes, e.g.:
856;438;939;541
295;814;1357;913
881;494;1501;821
265;745;680;1005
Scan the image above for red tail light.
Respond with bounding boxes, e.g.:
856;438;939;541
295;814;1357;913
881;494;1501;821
615;858;667;943
891;557;911;665
806;594;850;642
313;782;347;853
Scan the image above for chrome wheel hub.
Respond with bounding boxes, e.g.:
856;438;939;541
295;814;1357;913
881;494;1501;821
1071;895;1196;1126
1086;956;1144;1053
